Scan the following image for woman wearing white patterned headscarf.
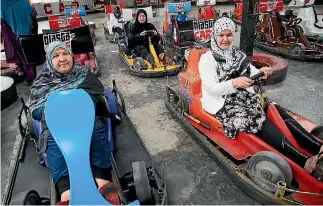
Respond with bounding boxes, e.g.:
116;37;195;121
198;17;323;179
198;17;272;138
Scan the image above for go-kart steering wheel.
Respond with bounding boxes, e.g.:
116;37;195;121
250;71;265;81
141;30;157;37
248;71;265;87
288;18;302;27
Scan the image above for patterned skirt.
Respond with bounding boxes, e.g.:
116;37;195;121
216;89;266;139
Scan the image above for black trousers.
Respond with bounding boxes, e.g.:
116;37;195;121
257;105;322;167
112;27;123;35
134;41;164;60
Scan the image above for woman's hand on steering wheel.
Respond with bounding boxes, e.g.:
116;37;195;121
140;31;146;36
258;67;273;80
232;77;254;89
140;30;158;37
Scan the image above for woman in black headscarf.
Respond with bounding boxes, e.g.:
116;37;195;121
129;9;164;65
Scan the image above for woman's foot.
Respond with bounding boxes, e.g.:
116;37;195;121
304;152;323;182
99;182;121;205
56;200;69;205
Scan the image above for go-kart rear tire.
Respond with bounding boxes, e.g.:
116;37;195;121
9;190;41;205
113;33;120;43
118;43;126;54
163;50;174;66
310;124;323;140
132;161;153;204
291;43;306;56
246;151;293;193
251;53;288;85
134;57;145;71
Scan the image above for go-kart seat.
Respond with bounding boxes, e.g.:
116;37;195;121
174;20;196;46
276;10;294;23
74;53;89;65
123;21;133;38
32;88;118;167
123;21;135;55
183;48;224;131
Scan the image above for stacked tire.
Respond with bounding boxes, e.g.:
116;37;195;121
1;76;18;110
251;53;289;85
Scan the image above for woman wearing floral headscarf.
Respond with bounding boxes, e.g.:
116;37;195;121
198;17;323;181
29;41;121;205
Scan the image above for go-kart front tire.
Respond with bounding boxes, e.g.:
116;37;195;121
132;161;153;204
246;151;293;193
9;190;41;205
134;57;145;71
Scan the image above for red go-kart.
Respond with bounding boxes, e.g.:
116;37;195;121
165;48;323;205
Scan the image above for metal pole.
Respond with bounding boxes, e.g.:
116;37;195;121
239;0;258;57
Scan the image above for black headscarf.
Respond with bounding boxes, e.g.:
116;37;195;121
132;9;156;35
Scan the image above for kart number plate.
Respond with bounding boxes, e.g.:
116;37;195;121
43;32;72;49
193;20;216;40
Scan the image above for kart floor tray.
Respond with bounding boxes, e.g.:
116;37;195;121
6;139;52;204
113;115;152;178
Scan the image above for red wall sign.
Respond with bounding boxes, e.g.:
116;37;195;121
33;1;79;17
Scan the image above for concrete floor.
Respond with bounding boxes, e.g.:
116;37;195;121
1;4;323;204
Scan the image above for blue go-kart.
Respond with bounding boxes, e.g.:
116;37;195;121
3;80;166;205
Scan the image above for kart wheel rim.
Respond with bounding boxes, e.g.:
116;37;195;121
134;61;141;71
292;44;305;56
293;45;302;55
247;157;289;193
